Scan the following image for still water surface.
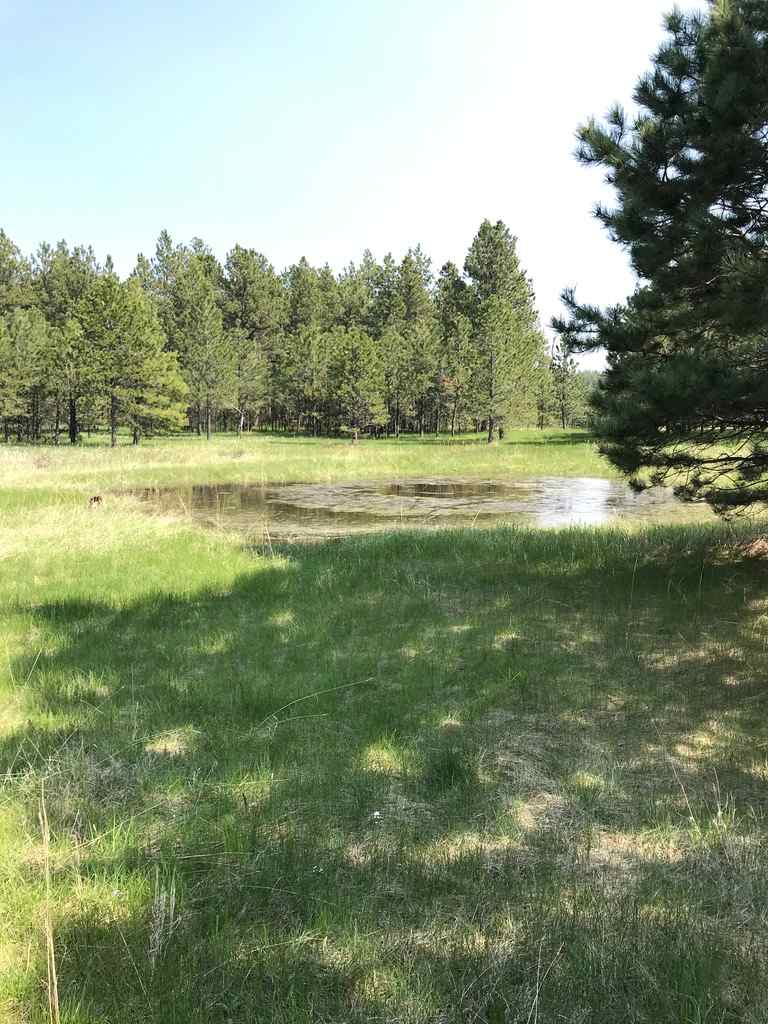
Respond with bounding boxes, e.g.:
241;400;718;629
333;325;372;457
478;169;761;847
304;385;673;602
133;477;712;541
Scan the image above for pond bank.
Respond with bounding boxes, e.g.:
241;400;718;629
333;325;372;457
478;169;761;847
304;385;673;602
131;475;714;540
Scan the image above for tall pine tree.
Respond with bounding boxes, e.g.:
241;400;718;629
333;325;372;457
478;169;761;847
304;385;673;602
465;221;547;441
435;262;474;436
76;276;187;446
555;1;768;511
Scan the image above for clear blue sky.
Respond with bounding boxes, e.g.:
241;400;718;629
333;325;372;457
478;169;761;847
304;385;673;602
3;1;706;363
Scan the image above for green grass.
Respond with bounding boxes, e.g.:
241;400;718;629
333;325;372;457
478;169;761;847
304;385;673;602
0;428;616;495
2;433;768;1022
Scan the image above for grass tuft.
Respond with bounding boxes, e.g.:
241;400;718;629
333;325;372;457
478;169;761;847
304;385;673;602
421;739;478;795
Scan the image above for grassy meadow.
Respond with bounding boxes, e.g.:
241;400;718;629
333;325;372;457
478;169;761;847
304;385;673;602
0;428;616;498
2;430;768;1023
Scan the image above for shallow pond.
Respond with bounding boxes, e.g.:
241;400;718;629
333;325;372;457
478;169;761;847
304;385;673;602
131;476;712;541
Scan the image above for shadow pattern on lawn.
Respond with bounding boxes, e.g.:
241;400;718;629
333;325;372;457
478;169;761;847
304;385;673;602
4;527;768;1023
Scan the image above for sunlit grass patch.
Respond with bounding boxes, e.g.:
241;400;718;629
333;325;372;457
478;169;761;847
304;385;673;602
144;726;200;758
359;738;407;776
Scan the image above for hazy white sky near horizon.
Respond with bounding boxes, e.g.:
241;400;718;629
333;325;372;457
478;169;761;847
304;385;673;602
3;1;707;367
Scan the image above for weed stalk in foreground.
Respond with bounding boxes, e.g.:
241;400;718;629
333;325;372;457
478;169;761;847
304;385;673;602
39;780;60;1024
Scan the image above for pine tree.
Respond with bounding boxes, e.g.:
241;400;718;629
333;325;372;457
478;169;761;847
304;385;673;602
436;262;475;435
124;347;188;445
0;231;32;315
76;276;187;446
535;353;555;429
47;319;88;445
373;251;439;435
285;258;339;333
550;339;584;429
0;309;53;440
472;295;519;440
222;246;287;428
337;251;378;330
0;316;26;439
327;326;386;440
175;258;234;439
32;241;101;442
280;259;343;428
132;230;185;342
368;254;403;338
465;221;547;441
228;326;269;434
281;324;328;433
398;250;439;434
117;280;188;444
555;1;768;511
576;371;601;426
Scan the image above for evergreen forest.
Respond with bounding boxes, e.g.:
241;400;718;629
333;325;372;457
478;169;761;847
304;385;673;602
0;220;594;445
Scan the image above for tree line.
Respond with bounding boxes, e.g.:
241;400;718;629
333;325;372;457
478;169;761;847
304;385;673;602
0;219;592;445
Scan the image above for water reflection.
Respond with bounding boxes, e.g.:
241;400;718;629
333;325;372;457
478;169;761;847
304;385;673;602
131;477;712;541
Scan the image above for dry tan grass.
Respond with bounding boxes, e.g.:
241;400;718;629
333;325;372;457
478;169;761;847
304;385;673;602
0;499;186;561
144;727;200;758
0;428;619;496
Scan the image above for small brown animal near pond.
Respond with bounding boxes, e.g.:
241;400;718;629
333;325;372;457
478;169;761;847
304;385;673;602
88;495;103;507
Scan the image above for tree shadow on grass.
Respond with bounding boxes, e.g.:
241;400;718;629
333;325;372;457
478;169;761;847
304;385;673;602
500;430;596;447
4;526;768;1022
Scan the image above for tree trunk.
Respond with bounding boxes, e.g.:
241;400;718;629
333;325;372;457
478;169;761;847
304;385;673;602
110;392;118;447
53;400;61;445
487;350;496;444
68;398;78;445
206;403;212;441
